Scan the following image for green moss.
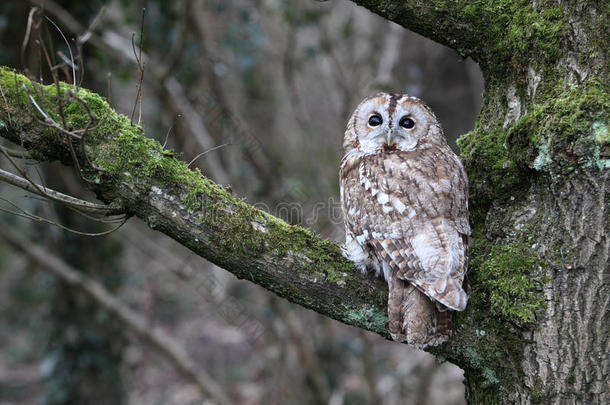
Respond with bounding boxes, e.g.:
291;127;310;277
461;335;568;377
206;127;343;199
458;125;529;209
459;80;608;208
531;377;547;404
471;240;544;325
455;1;564;73
507;81;609;173
461;347;500;387
437;309;524;403
504;6;563;62
469;3;562;75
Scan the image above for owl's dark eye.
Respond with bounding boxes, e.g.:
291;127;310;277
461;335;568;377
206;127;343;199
368;114;383;126
399;116;415;129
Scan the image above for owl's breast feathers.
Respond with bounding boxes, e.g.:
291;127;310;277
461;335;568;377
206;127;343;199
340;146;470;311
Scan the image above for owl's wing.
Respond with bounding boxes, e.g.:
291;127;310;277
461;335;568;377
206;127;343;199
356;148;470;310
370;235;468;311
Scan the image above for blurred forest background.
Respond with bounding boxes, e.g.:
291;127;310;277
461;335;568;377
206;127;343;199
0;1;483;404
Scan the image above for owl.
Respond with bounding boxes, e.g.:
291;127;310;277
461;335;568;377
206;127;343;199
339;93;470;348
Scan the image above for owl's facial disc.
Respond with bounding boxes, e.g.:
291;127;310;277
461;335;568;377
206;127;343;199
346;93;443;155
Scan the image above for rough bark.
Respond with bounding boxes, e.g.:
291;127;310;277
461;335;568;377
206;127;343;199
1;0;608;403
349;1;609;403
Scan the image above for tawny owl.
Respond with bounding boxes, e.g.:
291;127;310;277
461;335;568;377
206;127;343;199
339;93;470;348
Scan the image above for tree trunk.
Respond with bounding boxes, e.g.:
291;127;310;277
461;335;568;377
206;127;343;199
0;1;607;403
350;1;608;403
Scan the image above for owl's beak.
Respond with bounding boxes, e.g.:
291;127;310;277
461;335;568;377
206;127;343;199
386;129;394;146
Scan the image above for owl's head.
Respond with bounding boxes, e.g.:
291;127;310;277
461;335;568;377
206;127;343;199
343;93;445;155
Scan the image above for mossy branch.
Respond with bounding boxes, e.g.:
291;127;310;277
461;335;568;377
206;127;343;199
0;66;390;336
350;1;570;74
349;0;509;62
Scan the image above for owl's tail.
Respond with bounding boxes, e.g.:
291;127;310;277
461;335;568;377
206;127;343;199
388;271;451;348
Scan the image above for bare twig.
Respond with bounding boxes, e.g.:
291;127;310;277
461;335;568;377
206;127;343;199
0;227;236;405
0;167;122;216
45;15;76;86
130;8;146;126
21;7;39;71
162;117;178;150
187;143;231;168
25;89;82;140
76;6;106;87
0;196;127;237
0;136;124;232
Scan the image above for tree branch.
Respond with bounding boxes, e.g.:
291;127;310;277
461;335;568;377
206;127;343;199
349;1;491;60
0;167;123;216
0;226;235;405
0;67;390;339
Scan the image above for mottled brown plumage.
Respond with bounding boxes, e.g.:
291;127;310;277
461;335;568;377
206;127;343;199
339;93;469;347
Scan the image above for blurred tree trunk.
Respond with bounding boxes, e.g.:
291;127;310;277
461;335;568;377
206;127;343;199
43;194;126;405
349;1;608;403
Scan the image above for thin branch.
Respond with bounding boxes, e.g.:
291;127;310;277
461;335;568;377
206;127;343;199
0;227;236;405
0;167;122;216
0;196;128;237
76;6;106;87
130;8;146;126
26;89;82;139
23;195;126;224
45;15;76;86
162;116;179;150
21;7;39;71
187;143;231;168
